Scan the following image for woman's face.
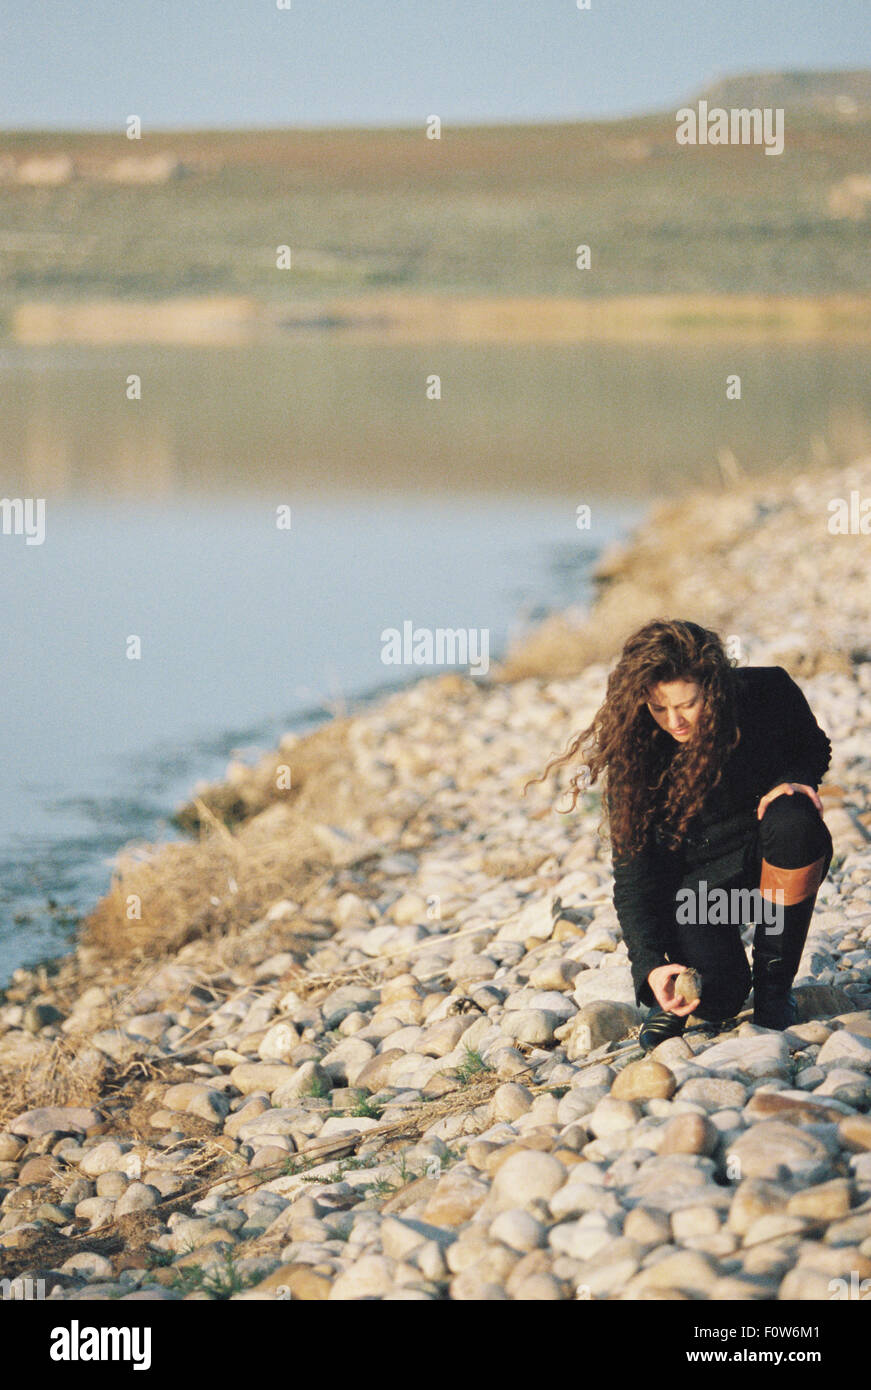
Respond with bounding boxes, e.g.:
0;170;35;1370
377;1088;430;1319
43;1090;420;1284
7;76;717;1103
645;678;703;742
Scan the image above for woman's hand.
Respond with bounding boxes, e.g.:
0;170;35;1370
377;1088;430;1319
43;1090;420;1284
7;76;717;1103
647;963;700;1017
756;782;823;820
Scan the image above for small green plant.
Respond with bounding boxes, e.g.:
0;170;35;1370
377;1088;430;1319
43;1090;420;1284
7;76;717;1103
394;1149;417;1184
299;1073;331;1099
330;1155;377;1177
145;1247;174;1269
453;1046;493;1085
350;1095;383;1119
367;1176;400;1197
166;1251;261;1300
359;1147;425;1198
281;1154;319;1178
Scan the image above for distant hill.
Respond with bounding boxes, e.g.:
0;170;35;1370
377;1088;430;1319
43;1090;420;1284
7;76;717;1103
691;69;871;117
1;72;870;314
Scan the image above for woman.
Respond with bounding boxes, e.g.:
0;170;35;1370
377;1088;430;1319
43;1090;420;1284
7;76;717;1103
527;619;834;1052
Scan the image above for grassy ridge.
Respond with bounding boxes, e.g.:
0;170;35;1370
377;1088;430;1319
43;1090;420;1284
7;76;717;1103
1;109;871;317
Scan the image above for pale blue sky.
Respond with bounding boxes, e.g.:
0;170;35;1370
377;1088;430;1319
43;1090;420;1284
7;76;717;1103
2;0;869;130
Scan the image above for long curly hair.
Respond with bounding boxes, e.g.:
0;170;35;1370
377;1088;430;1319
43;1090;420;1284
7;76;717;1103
524;618;741;858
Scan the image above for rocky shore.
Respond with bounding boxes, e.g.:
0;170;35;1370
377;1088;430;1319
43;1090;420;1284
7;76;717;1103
2;457;871;1302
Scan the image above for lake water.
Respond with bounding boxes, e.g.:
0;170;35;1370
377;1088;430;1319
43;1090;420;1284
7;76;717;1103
2;337;870;983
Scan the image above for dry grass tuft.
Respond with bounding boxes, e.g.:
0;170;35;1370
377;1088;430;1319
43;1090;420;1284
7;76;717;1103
0;1035;107;1130
81;716;377;960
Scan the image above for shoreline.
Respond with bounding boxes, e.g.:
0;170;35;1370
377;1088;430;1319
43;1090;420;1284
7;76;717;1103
2;456;871;1300
10;292;871;346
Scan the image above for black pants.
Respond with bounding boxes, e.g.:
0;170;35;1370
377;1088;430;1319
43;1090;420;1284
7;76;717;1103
663;794;834;1020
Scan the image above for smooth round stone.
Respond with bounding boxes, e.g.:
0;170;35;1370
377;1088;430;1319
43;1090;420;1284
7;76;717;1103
228;1062;298;1096
611;1059;676;1102
115;1182;161;1216
628;1248;718;1295
78;1141;132;1177
671;1206;721;1242
727;1179;790;1236
743;1211;813;1247
0;1133;24;1161
18;1154;55;1185
726;1121;834;1184
61;1251;114;1280
328;1255;396;1300
587;1097;641;1138
511;1272;565;1299
624;1207;671;1247
489;1208;547;1253
148;1109;179;1131
8;1107;102;1140
676;1077;749;1110
817;1030;871;1071
162;1083;230;1122
488;1151;567;1212
549;1213;620;1262
839;1114;871;1151
489;1083;533;1123
500;1010;561;1046
549;1182;622;1221
95;1170;129;1199
658;1113;718;1156
528;960;579;991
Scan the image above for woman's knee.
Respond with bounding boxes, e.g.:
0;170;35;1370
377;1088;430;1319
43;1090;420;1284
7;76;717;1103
758;793;831;868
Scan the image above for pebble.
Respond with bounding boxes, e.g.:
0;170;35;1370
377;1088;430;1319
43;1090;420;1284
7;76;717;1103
726;1121;834;1184
115;1182;161;1216
8;1107;103;1139
78;1141;132;1178
60;1252;115;1280
162;1083;230;1122
228;1063;298;1096
587;1097;641;1137
658;1113;717;1156
489;1208;547;1252
327;1254;396;1300
786;1178;853;1221
692;1034;791;1080
817;1029;871;1071
487;1151;567;1212
500;1010;562;1046
676;1077;748;1110
611;1059;676;1102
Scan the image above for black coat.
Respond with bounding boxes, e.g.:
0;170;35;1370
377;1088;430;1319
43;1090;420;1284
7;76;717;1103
609;666;832;1007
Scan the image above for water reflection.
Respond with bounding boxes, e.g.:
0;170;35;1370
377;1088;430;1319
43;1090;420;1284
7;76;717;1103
2;340;871;501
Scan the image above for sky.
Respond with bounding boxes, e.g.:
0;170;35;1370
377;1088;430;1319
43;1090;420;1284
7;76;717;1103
1;0;870;130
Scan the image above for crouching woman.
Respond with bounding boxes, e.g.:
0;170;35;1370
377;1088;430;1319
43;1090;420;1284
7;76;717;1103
527;619;834;1052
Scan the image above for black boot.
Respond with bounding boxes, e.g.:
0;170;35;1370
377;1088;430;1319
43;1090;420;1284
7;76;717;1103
752;857;826;1029
639;1007;688;1052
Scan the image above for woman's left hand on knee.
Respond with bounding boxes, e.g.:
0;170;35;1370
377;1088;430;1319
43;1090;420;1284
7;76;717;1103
757;782;823;820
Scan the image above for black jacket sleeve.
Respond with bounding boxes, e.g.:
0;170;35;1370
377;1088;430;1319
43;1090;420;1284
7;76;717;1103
609;795;684;1008
762;667;832;793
